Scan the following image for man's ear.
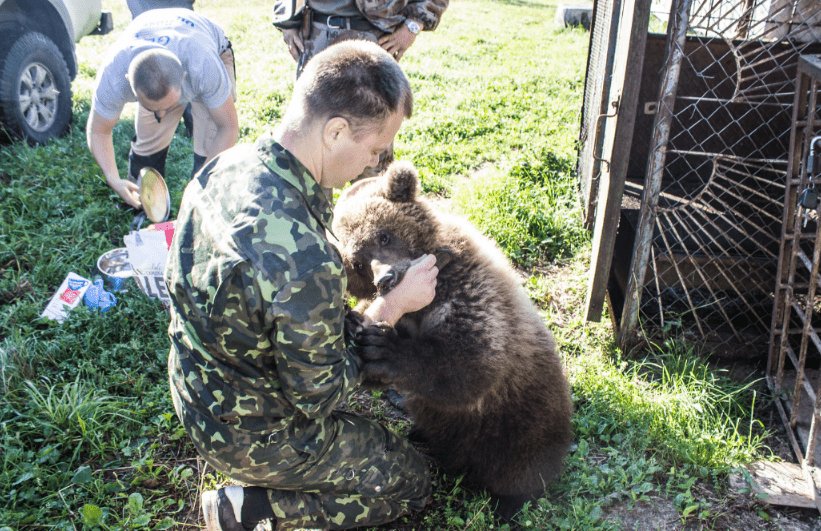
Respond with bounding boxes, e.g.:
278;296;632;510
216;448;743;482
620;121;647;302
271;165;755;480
323;116;350;146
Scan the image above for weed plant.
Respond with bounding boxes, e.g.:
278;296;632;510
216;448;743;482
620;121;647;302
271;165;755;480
0;0;777;529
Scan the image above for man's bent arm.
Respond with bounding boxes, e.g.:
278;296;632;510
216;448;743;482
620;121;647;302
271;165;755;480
87;106;142;209
205;96;240;162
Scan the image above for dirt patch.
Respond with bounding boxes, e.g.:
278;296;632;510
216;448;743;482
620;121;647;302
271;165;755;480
604;496;683;530
603;485;821;531
0;277;33;305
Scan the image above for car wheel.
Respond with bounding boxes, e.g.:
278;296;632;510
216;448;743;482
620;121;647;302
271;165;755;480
0;31;72;144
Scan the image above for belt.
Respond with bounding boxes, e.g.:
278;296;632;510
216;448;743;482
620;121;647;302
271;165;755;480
313;13;375;31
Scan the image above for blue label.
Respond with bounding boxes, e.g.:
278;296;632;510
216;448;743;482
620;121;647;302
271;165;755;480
177;16;196;28
67;277;89;291
134;33;171;46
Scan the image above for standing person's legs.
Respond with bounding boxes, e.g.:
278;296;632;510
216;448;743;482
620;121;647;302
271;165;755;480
199;411;431;530
190;48;238;178
128;102;186;182
296;24;382;78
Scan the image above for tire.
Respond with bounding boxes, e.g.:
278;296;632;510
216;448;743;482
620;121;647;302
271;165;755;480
0;31;72;144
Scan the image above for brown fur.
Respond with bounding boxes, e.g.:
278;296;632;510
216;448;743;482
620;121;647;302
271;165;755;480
333;161;573;521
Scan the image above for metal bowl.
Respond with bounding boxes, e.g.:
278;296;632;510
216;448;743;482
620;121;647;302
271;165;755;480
96;248;134;279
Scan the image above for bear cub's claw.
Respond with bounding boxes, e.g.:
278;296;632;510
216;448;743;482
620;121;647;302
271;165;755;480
344;308;366;346
356;324;399;362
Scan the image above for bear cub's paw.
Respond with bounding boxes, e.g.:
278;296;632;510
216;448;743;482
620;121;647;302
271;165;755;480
354;324;406;387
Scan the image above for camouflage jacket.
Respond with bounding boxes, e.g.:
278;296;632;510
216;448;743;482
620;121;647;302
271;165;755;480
272;0;448;33
165;132;362;454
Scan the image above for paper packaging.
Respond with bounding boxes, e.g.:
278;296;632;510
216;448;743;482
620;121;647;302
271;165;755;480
124;226;172;306
40;272;93;322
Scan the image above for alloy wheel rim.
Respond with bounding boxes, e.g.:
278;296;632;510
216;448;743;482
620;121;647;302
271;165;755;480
18;62;58;132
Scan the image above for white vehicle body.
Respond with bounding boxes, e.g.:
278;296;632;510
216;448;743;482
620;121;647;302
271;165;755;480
0;0;111;143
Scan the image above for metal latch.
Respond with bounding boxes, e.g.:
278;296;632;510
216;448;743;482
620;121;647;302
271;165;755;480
592;95;621;172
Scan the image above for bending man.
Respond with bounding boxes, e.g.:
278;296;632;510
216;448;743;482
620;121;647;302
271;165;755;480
87;9;238;210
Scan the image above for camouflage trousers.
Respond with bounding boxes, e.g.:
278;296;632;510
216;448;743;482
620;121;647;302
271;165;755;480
295;21;384;78
174;392;431;530
295;21;394;178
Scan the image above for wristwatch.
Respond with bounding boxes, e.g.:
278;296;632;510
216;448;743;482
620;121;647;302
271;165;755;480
404;18;422;34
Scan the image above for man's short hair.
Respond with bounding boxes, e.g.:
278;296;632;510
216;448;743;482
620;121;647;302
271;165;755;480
128;49;184;101
289;40;413;137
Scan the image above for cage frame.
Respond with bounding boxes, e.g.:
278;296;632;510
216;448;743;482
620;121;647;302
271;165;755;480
579;0;821;508
581;0;821;352
767;53;821;512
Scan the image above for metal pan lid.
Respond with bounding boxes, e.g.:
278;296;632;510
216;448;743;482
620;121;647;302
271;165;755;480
138;167;171;223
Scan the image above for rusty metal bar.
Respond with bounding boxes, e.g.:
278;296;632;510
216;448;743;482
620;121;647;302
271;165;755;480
768;60;813;380
650;245;665;330
768;54;821;514
775;325;816;401
734;0;755;39
808;379;821;466
790;211;821;424
774;327;821;335
620;0;693;343
649;151;787;174
676;96;790;107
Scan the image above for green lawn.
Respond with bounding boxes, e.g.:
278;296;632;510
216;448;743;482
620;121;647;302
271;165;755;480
0;0;780;529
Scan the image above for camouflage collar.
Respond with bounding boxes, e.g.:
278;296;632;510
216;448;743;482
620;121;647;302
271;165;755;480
255;132;336;237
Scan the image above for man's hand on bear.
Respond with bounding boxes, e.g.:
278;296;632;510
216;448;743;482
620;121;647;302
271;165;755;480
362;254;438;326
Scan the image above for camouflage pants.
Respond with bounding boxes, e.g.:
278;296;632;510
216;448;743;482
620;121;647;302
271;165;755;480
175;392;431;530
296;21;394;177
295;21;384;78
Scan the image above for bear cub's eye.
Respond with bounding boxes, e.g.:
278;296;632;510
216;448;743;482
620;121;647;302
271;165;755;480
352;261;363;271
379;234;390;246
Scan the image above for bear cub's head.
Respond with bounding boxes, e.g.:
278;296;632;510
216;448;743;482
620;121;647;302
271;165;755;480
333;161;439;300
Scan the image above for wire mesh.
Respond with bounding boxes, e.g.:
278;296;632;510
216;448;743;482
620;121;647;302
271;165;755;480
629;0;821;355
578;0;618;227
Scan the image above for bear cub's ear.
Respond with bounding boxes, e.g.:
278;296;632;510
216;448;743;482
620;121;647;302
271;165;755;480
383;161;419;204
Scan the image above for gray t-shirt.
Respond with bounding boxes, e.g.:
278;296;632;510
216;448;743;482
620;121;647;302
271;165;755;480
92;9;231;121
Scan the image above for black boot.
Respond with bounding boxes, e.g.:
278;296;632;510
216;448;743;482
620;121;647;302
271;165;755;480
202;486;275;531
182;103;194;138
127;141;170;183
192;152;208;179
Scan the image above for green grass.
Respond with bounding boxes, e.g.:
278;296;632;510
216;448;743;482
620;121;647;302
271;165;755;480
573;340;768;470
452;152;588;264
0;0;779;529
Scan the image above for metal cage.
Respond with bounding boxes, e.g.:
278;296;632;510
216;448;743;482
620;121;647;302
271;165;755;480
581;0;821;356
580;0;821;509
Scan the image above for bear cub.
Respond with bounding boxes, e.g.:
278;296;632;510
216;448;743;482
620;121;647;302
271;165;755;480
332;161;573;522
